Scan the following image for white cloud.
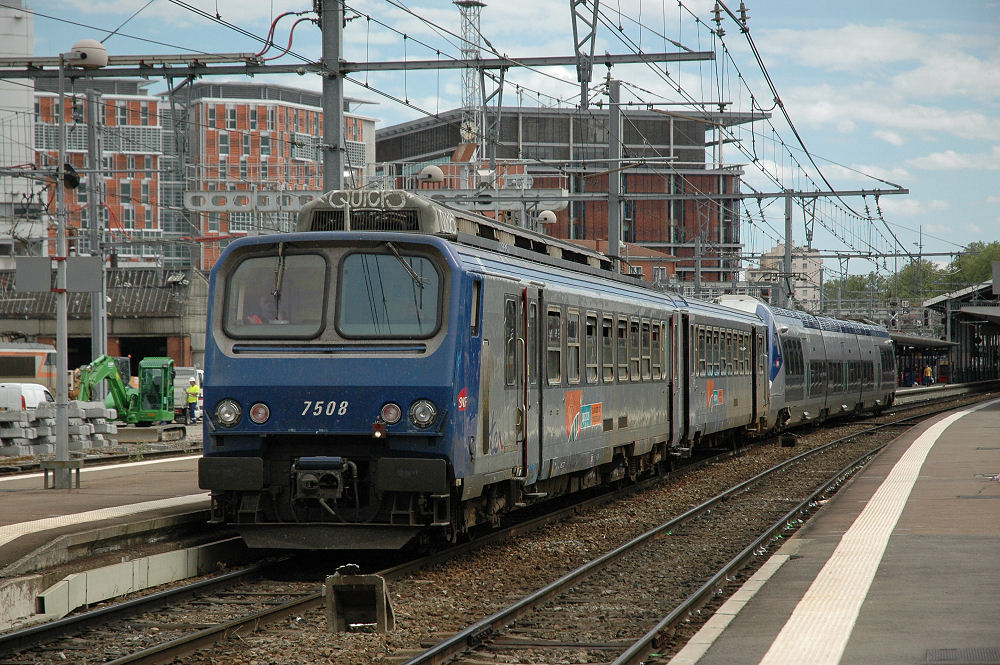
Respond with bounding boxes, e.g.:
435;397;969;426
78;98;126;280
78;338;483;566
873;130;904;146
879;197;948;218
892;51;1000;104
907;146;1000;171
761;25;925;72
782;83;1000;142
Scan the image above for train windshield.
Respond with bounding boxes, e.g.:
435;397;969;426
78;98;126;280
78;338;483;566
224;253;328;338
337;251;440;338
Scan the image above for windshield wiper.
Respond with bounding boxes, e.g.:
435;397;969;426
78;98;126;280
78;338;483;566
272;242;286;315
385;241;424;290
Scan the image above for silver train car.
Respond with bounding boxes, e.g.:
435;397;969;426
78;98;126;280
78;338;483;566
720;295;896;426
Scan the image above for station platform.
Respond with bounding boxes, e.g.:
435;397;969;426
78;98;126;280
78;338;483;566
0;455;207;570
670;397;1000;665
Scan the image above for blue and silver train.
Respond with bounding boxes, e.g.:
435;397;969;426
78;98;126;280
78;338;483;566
198;190;896;550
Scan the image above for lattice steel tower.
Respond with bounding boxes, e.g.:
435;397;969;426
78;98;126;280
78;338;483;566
454;0;486;149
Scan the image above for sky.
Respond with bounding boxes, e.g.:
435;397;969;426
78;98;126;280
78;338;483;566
22;0;1000;279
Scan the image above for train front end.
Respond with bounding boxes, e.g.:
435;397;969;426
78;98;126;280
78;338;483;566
199;229;473;550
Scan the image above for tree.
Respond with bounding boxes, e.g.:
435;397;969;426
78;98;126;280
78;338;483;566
949;241;1000;287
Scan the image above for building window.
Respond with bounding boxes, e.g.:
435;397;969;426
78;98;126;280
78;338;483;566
208;106;216;127
127;155;135;178
267;107;275;130
226;106;237;129
122;206;134;229
144;155;153;174
120;181;131;204
140;102;150;126
243;132;250;156
250;108;257;130
219;131;229;155
260;135;270;156
141;180;149;203
116;103;127;126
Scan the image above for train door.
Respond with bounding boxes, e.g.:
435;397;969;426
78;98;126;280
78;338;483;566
750;327;761;429
755;329;768;424
677;312;690;443
508;285;542;482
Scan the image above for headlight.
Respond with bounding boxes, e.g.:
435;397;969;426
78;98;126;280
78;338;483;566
215;399;242;427
249;402;270;424
380;402;402;424
409;399;437;428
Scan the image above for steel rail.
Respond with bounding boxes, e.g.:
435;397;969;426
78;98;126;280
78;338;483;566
397;398;981;665
611;446;880;665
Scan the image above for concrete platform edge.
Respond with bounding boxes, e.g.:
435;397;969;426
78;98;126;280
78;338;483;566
1;536;247;631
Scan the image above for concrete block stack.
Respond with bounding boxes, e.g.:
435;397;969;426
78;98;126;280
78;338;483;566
0;401;119;458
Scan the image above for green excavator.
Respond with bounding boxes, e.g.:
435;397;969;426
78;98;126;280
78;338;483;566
76;355;176;425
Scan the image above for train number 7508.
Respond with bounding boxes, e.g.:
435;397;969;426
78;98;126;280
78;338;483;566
301;400;349;416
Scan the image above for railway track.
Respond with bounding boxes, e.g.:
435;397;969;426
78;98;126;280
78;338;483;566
395;424;885;665
0;392;991;665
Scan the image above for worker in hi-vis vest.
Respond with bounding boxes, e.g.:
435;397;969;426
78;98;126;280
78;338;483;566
186;377;200;423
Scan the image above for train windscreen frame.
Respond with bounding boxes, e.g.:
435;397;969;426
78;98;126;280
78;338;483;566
223;252;329;339
336;250;441;338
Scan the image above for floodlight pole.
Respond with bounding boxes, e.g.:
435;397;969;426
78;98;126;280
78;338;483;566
53;52;70;488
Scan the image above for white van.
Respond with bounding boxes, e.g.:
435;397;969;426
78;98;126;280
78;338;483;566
0;383;55;411
173;367;204;423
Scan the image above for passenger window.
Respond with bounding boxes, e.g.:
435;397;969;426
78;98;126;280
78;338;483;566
617;318;629;382
528;302;537;385
470;280;481;337
726;332;736;376
697;327;706;377
585;315;599;384
720;331;728;377
641;321;651;380
546;308;562;385
504;297;516;387
712;330;720;376
602;316;614;383
651;323;661;380
629;319;640;381
567;310;581;384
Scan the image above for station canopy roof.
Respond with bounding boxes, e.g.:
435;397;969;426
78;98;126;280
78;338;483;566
923;280;1000;331
890;332;958;349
